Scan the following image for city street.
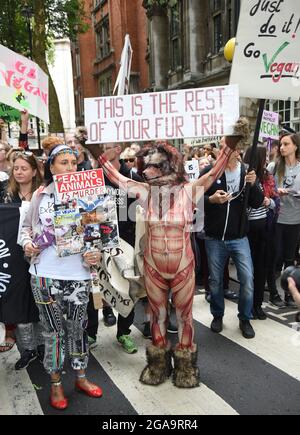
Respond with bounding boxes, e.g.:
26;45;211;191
1;289;300;416
1;0;300;419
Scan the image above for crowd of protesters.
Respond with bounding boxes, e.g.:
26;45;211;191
0;111;299;409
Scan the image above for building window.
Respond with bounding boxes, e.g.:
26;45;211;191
129;75;140;94
29;118;47;135
213;14;222;53
234;0;241;33
96;16;110;60
170;3;182;71
213;0;221;10
266;100;300;131
99;75;112;96
228;3;233;39
211;0;222;54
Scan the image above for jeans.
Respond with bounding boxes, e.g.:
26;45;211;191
205;237;254;321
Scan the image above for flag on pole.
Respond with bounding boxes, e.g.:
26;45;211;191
113;34;133;96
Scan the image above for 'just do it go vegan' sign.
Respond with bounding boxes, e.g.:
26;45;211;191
230;0;300;100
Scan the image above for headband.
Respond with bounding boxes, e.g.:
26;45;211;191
48;145;77;163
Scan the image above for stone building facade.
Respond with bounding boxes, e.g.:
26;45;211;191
143;0;259;129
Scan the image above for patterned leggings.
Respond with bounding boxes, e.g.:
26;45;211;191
31;276;90;375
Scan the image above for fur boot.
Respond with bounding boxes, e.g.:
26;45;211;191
172;347;200;388
140;345;172;386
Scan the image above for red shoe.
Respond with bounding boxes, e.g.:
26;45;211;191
75;380;103;398
50;385;68;410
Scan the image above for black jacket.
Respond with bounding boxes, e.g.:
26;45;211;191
203;163;264;240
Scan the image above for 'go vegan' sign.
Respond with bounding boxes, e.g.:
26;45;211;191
230;0;300;100
0;44;49;123
259;110;279;141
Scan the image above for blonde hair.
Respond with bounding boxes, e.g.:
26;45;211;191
121;148;136;160
0;141;11;153
130;143;141;154
8;153;43;197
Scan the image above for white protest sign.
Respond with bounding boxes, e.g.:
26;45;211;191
185;136;222;147
259;110;279;141
0;44;49;123
185;160;200;182
230;0;300;100
84;85;239;144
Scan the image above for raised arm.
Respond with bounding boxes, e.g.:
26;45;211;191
98;155;149;202
0;119;7;142
19;110;30;150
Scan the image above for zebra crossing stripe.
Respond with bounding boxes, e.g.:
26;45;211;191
91;319;239;416
0;348;43;415
192;295;300;381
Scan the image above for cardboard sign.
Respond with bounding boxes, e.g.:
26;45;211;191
230;0;300;100
185;160;200;182
84;85;239;144
0;44;49;123
53;169;106;203
259;110;280;141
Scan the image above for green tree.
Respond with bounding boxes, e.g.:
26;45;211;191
0;0;87;132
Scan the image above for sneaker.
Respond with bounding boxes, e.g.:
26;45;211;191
269;294;285;308
167;320;178;334
103;307;117;327
142;322;151;339
15;349;37;371
224;289;239;300
117;335;138;354
253;307;267;320
239;320;255;339
211;317;223;333
88;336;97;349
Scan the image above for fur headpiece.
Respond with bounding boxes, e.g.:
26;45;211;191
225;116;251;149
137;141;187;186
75;126;88;146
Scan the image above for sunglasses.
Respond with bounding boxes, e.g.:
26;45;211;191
13;151;34;161
124;158;135;163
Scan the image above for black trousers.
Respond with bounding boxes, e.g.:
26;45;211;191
87;294;99;339
86;294;135;339
276;223;300;294
265;220;279;296
276;223;300;268
248;219;267;308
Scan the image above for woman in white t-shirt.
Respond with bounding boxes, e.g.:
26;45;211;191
273;134;300;307
21;145;102;410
